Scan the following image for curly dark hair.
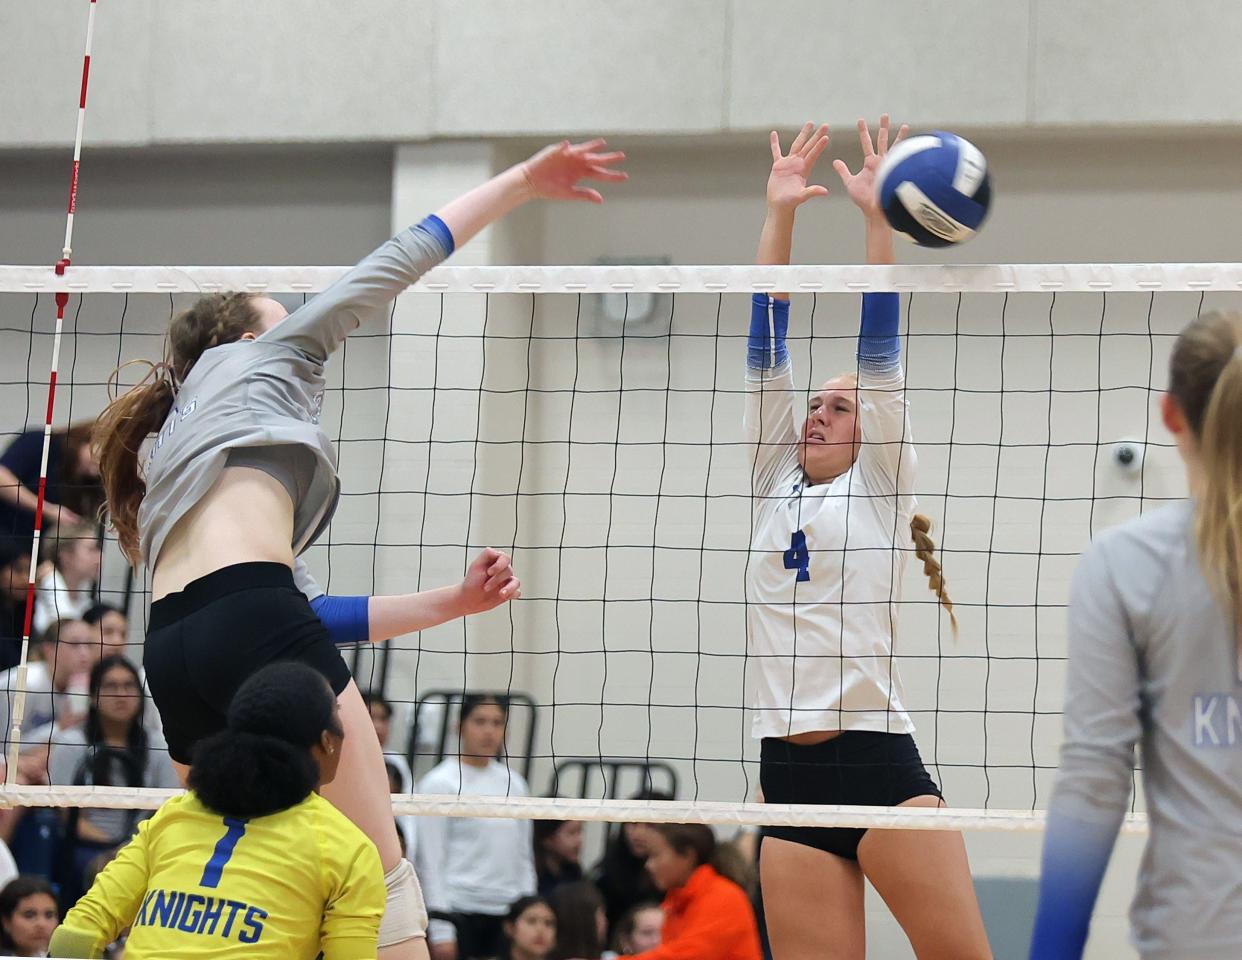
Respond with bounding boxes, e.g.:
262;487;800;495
188;662;342;818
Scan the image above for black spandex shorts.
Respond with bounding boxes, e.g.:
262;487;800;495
144;561;352;765
760;731;942;861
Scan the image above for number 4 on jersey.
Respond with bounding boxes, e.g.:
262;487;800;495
784;530;811;582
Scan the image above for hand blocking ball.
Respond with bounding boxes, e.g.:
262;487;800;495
875;132;992;247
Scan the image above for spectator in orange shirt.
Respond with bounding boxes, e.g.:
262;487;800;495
630;824;761;960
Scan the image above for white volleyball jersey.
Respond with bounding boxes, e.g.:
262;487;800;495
745;359;917;739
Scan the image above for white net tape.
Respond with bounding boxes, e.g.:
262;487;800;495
4;262;1242;294
0;785;1151;834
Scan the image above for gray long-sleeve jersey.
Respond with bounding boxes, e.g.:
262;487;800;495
137;222;450;569
1048;500;1242;957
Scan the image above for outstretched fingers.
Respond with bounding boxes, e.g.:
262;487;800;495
858;118;875;158
804;128;831;167
568;137;608;155
788;120;815;156
874;115;909;158
880;115;892;154
585;165;628;183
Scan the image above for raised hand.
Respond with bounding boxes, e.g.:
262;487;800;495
767;122;831;213
832;114;908;219
458;547;521;615
521;138;628;204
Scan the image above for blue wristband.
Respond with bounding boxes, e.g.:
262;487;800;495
309;594;370;646
858;292;900;368
418;214;455;256
747;294;790;370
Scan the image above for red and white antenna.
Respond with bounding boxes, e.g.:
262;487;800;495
7;0;101;783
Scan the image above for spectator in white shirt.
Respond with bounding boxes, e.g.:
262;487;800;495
0;617;99;782
417;694;536;960
32;523;100;637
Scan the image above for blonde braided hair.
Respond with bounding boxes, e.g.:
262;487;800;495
911;513;957;635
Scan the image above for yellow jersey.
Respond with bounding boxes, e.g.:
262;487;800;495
53;791;384;959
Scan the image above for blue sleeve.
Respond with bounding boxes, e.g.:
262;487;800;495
1030;541;1134;959
420;214;455;256
747;294;790;371
1029;812;1119;959
309;594;370;646
857;292;900;370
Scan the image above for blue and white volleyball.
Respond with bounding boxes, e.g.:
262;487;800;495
875;132;992;247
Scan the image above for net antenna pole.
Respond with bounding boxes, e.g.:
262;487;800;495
6;0;101;785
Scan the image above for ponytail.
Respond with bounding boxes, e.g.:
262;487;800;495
187;661;340;819
91;292;260;565
911;514;957;635
91;368;175;564
1197;350;1242;633
189;730;319;819
1169;312;1242;636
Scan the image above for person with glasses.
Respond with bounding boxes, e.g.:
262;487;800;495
49;656;177;903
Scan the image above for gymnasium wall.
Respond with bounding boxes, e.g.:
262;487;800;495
4;1;1242;147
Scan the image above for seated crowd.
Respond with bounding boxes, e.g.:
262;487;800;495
365;693;765;960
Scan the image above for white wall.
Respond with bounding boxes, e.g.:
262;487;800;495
0;149;392;265
6;1;1242;148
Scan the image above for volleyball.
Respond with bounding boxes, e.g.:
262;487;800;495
875;131;992;247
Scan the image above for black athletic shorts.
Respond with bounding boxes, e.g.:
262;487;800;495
144;561;352;765
760;731;942;861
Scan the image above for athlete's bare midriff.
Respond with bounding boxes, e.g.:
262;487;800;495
151;466;295;600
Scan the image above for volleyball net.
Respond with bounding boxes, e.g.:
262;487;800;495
1;261;1232;832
